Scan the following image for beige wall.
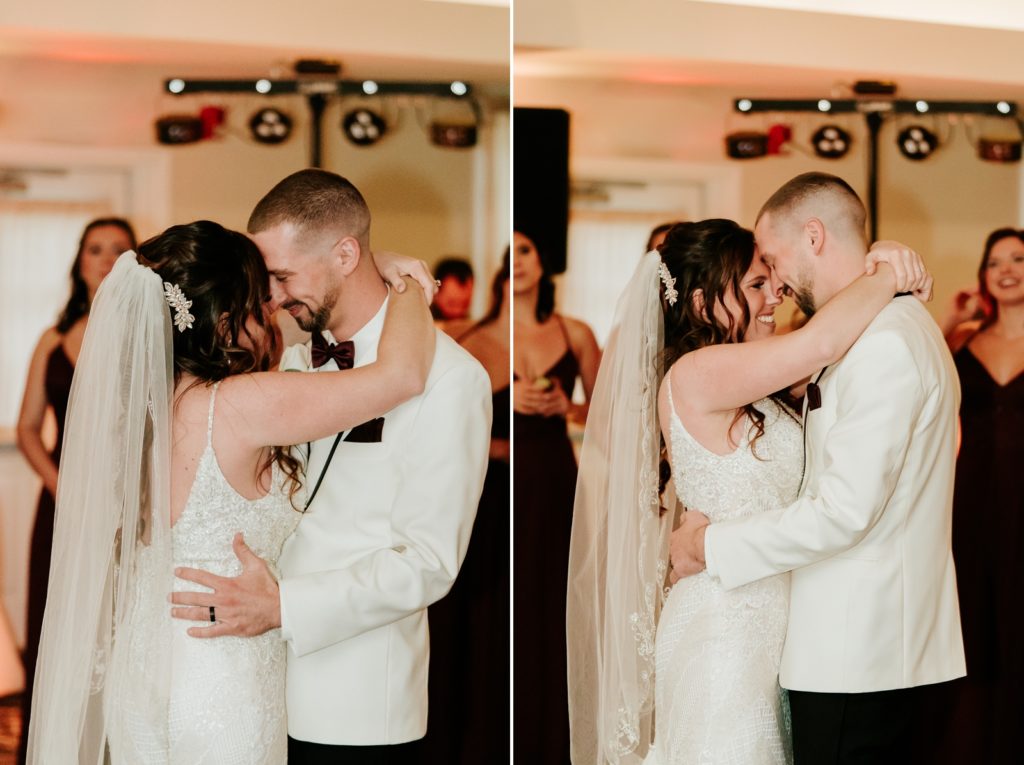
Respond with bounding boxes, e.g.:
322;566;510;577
0;55;507;265
516;76;1021;319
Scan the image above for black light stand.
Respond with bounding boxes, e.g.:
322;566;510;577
164;76;477;168
732;97;1020;240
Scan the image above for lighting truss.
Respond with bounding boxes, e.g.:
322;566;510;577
164;77;476;166
733;97;1021;239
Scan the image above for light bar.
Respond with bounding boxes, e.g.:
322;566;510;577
733;98;1017;116
164;79;474;99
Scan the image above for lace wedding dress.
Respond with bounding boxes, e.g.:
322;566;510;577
108;383;300;764
647;391;802;765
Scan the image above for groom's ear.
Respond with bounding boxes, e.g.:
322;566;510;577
804;218;826;257
333;236;364;276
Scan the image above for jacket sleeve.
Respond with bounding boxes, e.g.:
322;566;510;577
705;329;925;591
279;359;493;656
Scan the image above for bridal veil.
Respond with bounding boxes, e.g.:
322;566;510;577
567;251;676;764
28;251;175;763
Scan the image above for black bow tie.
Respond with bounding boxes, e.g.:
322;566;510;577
311;334;355;370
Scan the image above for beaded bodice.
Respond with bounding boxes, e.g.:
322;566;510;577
667;390;803;521
172;383;301;574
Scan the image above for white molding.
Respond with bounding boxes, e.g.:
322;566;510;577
0;142;172;235
570;157;742;221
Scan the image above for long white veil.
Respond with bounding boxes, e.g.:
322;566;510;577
28;251;174;764
567;251;676;764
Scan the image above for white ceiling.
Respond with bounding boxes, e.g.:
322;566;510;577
515;0;1024;101
0;0;509;85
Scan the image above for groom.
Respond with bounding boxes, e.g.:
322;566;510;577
174;169;492;763
671;172;964;763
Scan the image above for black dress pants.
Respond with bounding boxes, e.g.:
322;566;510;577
789;685;934;765
288;736;422;764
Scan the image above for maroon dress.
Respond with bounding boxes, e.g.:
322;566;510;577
916;344;1024;763
419;383;510;764
513;318;580;765
18;343;74;764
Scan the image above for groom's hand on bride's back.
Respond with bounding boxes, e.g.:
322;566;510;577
170;533;282;638
669;510;710;584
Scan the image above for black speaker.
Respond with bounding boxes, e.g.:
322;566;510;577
514;107;570;274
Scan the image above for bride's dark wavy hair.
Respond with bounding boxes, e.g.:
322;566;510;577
138;220;301;506
655;220;796;502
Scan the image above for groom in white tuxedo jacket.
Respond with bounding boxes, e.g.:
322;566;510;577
174;169;491;764
672;173;964;764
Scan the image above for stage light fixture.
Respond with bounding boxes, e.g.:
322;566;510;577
255;79;272;94
737;99;753;112
430;122;477;148
978;137;1022;163
897;125;937;160
343;108;387;146
155;115;203;144
915;100;929;113
450;81;468;97
362;80;379;95
997;101;1012;115
818;99;832;112
249;108;293;144
812;125;851;159
167;79;186;94
725;131;768;159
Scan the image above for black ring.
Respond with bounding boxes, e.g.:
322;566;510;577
209;606;216;623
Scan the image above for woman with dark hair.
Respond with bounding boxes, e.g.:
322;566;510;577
26;221;436;764
646;220;684;253
566;220;931;765
512;229;600;764
421;252;510;764
15;216;136;764
921;227;1024;763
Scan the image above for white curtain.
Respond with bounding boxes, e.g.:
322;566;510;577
0;201;107;427
559;214;655;346
0;201;107;663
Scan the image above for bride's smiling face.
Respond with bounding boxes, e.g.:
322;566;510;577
713;252;783;342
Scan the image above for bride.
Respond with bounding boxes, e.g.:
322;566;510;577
566;220;930;764
26;220;435;764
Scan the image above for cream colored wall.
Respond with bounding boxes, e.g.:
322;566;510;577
517;76;1020;319
0;55;507;264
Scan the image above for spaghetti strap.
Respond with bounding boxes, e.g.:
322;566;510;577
206;382;220;446
554;314;573;346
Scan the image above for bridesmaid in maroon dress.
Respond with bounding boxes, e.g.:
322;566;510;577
512;230;600;763
420;255;511;764
920;227;1024;763
14;218;136;763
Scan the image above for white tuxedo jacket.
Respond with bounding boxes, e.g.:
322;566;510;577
705;297;965;693
277;308;491;745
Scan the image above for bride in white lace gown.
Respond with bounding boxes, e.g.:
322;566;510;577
648;390;800;764
567;220;930;765
27;221;436;764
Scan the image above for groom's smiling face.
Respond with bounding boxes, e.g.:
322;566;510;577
253;221;341;334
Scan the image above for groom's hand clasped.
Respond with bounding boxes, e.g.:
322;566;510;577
170;533;281;638
669;509;710;584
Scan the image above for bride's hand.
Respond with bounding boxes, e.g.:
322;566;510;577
372;249;439;302
865;240;933;302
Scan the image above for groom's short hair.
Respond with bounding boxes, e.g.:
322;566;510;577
248;169;371;248
756;172;867;245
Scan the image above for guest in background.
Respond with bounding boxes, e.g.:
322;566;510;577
14;217;137;764
646;219;685;253
421;253;510;764
512;229;599;764
431;256;475;323
922;227;1024;763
